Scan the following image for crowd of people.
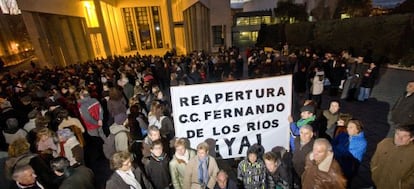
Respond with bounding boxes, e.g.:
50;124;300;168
0;45;413;189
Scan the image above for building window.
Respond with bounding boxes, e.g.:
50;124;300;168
236;17;249;26
152;6;163;48
122;8;137;50
239;31;258;41
135;7;152;50
262;16;271;24
212;25;224;45
249;16;261;25
122;6;165;51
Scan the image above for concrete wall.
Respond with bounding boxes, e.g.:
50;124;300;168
17;0;84;17
210;0;232;51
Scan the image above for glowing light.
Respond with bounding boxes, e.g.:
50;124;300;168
83;1;99;27
341;13;351;19
0;0;21;15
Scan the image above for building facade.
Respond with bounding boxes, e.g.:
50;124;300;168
16;0;232;67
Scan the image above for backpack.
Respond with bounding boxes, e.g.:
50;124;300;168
102;130;128;159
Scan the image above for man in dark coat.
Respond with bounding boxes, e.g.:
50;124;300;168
11;164;48;189
292;125;314;187
389;80;414;136
50;157;94;189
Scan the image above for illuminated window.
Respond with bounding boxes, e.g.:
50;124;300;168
251;31;258;41
341;13;351;19
212;25;224;45
236;17;249;26
262;16;271;24
249;16;261;25
122;8;137;50
239;31;258;41
122;6;165;51
152;6;163;48
83;1;99;27
135;7;152;50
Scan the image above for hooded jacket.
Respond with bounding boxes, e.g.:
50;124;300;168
109;123;130;152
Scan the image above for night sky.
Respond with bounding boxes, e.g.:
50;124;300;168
372;0;405;8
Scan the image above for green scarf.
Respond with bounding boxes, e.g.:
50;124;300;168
297;115;316;127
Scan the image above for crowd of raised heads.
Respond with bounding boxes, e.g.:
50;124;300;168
0;45;412;189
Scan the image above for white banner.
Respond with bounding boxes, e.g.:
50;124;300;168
170;75;292;158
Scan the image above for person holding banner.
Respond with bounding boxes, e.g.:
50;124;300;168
183;142;219;189
288;105;316;151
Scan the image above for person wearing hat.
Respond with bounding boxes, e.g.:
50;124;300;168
288;105;316;151
109;113;130;153
237;145;266;189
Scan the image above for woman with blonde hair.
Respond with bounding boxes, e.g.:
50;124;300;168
184;142;220;189
36;128;58;160
169;138;196;189
106;151;153;189
5;138;54;188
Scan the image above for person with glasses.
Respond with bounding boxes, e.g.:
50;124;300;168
106;151;153;189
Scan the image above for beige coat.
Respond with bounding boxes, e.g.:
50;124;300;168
169;149;196;189
371;138;414;189
183;155;219;189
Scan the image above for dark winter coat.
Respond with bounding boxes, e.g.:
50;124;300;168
57;166;94;189
360;66;379;88
145;154;171;189
106;166;154;189
292;137;314;176
391;92;414;125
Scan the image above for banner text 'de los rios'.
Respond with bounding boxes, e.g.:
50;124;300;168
170;75;292;158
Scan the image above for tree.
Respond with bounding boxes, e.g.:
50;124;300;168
392;0;414;14
336;0;372;17
274;1;308;23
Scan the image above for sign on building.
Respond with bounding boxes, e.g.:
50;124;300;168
170;75;292;158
